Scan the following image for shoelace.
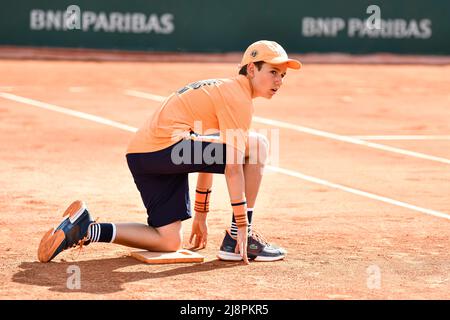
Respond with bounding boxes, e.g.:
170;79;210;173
70;218;98;260
250;229;270;246
69;237;88;261
73;236;89;249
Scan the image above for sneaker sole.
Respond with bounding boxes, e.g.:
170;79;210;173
37;200;85;263
64;200;86;223
217;251;245;261
217;251;286;262
38;228;65;263
253;254;285;262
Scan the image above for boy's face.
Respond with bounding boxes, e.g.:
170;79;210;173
248;62;288;99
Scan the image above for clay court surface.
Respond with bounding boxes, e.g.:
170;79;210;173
0;58;449;299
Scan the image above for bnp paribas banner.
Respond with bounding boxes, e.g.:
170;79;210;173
0;0;449;55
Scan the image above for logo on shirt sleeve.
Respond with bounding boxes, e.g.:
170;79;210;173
176;79;221;95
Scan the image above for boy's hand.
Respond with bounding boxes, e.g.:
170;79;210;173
189;214;208;249
235;227;249;264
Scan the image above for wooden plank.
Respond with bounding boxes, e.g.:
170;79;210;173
130;249;204;264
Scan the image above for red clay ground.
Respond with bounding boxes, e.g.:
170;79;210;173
0;59;449;299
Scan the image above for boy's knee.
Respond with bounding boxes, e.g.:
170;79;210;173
159;229;183;251
162;237;182;251
155;221;183;251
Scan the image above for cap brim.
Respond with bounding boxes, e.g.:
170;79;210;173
265;57;302;70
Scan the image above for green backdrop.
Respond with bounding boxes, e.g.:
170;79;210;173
1;0;448;54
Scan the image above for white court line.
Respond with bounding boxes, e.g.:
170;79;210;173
125;89;166;102
1;91;449;221
0;92;138;133
124;90;450;165
351;135;450;141
253;117;450;165
267;166;450;220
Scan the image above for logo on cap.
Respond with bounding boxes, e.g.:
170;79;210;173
250;50;258;58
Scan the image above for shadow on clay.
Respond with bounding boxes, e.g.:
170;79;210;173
13;256;244;294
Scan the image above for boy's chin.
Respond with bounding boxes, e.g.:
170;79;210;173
257;92;274;99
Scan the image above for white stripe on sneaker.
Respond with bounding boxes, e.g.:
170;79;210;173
68;202;86;224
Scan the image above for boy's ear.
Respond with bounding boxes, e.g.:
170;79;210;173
247;62;255;78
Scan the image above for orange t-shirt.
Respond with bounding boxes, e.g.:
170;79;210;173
126;75;254;154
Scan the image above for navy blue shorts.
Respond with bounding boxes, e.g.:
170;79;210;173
126;139;226;228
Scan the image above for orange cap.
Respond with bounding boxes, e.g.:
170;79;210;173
240;40;301;70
